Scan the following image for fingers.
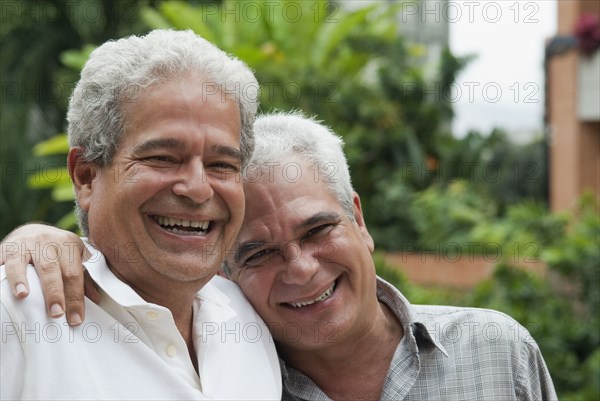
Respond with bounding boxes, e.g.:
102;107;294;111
63;239;93;326
1;223;48;299
1;223;88;326
36;243;67;319
2;242;32;299
50;238;90;326
4;242;68;319
63;261;85;326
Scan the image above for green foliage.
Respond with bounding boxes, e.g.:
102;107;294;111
435;129;549;210
572;348;600;401
470;200;569;262
366;124;549;251
409;180;497;252
144;0;399;90
26;133;75;226
369;176;419;248
379;174;568;260
544;192;600;318
22;45;102;230
542;193;600;398
60;44;96;70
378;227;600;400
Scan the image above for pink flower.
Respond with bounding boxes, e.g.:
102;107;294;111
575;14;600;55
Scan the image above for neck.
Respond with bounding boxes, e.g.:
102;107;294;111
279;301;403;401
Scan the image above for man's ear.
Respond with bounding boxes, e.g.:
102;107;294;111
352;192;375;253
68;147;98;212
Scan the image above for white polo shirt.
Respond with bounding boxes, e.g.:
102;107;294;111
1;244;281;400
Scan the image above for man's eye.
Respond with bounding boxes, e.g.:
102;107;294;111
210;161;240;172
144;155;174;163
305;224;335;239
243;249;276;267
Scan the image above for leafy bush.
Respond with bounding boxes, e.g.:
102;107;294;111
470;200;569;262
409;180;497;252
434;129;549;211
370;129;551;252
544;192;600;318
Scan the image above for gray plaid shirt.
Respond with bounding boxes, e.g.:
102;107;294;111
280;277;557;401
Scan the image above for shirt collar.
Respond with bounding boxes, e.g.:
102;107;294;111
81;240;148;308
376;276;448;357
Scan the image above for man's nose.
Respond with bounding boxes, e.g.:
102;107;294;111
280;243;319;285
171;159;214;204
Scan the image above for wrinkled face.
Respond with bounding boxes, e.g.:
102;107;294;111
78;76;244;291
226;157;379;352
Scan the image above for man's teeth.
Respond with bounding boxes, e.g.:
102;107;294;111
155;216;209;234
289;283;336;308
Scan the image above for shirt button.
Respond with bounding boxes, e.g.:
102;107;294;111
166;345;177;357
146;311;159;320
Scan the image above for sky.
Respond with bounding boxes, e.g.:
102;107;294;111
448;0;558;140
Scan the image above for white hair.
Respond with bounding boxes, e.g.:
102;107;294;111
249;112;355;218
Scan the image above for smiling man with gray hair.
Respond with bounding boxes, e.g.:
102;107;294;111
0;29;280;400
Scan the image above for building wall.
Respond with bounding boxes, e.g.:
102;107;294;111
557;0;580;35
548;0;600;211
549;51;581;211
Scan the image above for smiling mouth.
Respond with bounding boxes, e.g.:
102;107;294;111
152;215;211;236
287;280;338;309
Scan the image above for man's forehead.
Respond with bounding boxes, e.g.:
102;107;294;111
124;75;241;114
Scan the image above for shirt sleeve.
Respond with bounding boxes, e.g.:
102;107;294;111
514;325;558;401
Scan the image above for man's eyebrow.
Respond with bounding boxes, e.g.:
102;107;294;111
298;212;341;231
212;144;241;161
234;241;266;264
133;138;184;154
132;141;241;160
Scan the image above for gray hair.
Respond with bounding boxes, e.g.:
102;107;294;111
248;111;355;217
68;29;258;235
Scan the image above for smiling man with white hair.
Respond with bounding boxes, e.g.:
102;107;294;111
0;29;280;400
